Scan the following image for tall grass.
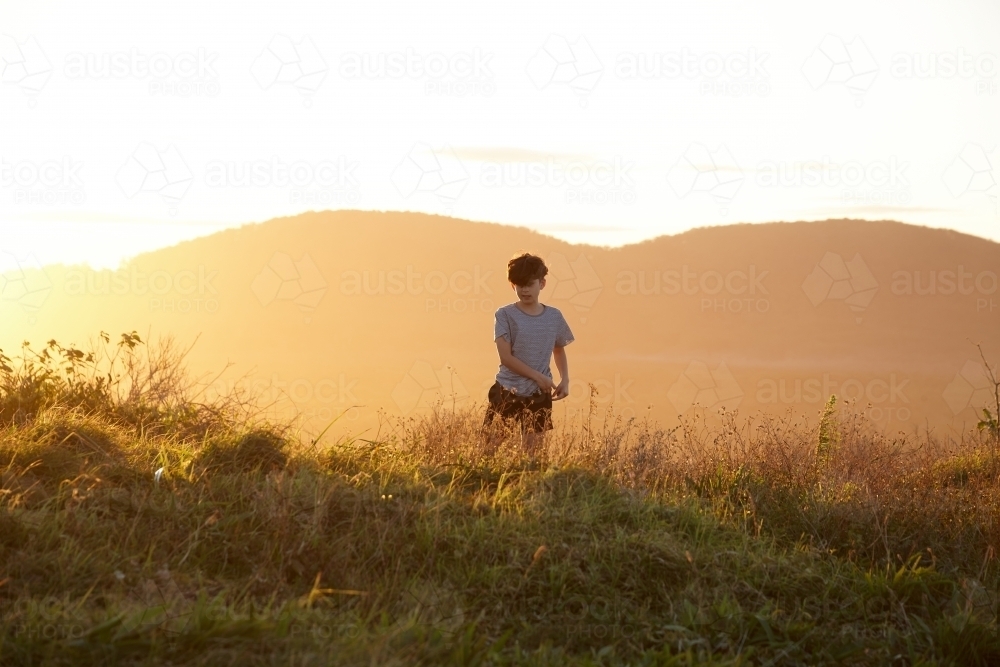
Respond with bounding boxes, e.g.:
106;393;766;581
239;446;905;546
1;334;998;665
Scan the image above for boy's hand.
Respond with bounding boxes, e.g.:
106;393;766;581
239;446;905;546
534;375;557;395
552;378;569;401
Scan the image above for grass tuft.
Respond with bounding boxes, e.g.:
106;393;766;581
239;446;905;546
197;428;289;474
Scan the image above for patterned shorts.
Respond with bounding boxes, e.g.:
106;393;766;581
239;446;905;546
483;381;553;432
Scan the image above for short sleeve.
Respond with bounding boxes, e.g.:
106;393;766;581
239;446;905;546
555;311;574;347
494;308;510;342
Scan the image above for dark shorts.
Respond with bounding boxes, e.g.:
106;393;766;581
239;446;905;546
483;381;553;433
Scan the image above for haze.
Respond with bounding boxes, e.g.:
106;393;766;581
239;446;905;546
1;0;999;438
2;0;999;271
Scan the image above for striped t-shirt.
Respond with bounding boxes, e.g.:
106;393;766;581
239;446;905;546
493;303;575;395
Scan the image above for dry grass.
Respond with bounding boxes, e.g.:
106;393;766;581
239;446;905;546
1;334;999;665
398;391;1000;578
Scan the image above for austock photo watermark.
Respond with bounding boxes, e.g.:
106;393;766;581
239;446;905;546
668;360;744;413
545;253;604;324
63;265;222;314
755;155;911;208
391;143;469;207
479;155;637;206
666;360;914;424
614;46;770;97
755;373;913;424
943;143;999;217
391;145;637;208
392;360;470;416
801;34;879;105
499;590;663;641
63;46;221;97
802;252;879;322
942;360;998;418
527;36;771;102
442;373;636;423
251;34;328;105
2;598;363;643
889;266;998;313
339;46;495;97
1;155;85;205
204;155;361;206
337;264;496;315
4;621;91;643
667;147;914;214
0;250;52;322
203;374;362;422
338;255;606;320
802;35;999;102
803;251;997;317
117;142;193;215
889;48;998;95
666;143;744;214
526;34;603;105
252;252;328;324
560;373;637;420
616;265;771;315
0;33;53;102
118;146;362;212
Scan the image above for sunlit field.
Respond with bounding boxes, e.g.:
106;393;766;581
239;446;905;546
5;0;1000;664
2;333;998;666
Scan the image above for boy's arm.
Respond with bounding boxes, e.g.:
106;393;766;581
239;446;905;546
552;345;569;400
495;336;557;393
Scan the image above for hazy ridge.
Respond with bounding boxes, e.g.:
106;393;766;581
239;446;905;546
2;211;997;436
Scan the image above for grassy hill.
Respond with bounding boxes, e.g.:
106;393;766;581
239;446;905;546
2;333;999;665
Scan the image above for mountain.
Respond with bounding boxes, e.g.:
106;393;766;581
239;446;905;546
2;211;998;437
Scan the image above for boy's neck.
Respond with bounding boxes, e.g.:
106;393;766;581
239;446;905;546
514;300;544;315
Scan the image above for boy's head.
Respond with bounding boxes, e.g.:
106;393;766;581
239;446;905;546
508;253;548;286
507;253;547;303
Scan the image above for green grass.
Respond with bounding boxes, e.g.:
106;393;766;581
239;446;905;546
1;335;999;665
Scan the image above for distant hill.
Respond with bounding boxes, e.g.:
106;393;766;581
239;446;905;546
2;211;998;436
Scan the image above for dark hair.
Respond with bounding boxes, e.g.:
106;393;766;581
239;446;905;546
507;253;548;286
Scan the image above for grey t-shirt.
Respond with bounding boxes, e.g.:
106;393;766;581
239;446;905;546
493;303;574;395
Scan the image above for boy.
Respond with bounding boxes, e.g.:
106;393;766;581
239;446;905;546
484;253;574;457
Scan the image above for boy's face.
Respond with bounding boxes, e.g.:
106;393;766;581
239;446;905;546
511;277;545;304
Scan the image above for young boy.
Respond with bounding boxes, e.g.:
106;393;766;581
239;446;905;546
484;253;574;457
